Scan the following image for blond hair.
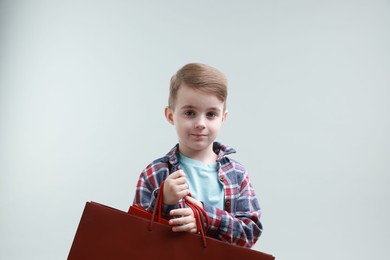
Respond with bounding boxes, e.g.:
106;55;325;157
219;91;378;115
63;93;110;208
168;63;228;110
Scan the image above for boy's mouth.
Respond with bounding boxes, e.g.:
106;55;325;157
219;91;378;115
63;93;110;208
191;134;207;138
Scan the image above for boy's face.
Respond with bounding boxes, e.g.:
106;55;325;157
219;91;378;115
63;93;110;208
165;84;227;159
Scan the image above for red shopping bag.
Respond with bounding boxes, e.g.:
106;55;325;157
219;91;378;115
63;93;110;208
68;183;275;259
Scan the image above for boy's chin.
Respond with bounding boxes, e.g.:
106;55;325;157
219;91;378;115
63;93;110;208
189;141;214;151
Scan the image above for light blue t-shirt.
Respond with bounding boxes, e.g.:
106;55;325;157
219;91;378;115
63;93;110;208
179;154;224;209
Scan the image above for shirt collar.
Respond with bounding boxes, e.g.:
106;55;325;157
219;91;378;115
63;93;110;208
167;142;236;166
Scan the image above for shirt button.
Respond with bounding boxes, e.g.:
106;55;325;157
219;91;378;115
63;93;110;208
225;200;231;207
219;176;225;182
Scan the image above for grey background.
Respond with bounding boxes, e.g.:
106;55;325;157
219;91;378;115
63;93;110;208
1;1;389;259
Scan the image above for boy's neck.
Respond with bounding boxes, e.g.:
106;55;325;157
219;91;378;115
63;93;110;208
178;145;217;165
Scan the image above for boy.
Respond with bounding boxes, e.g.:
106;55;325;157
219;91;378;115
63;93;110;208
133;63;262;248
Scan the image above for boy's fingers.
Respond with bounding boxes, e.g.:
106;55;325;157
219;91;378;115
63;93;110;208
172;223;196;233
178;182;188;190
170;208;192;217
169;183;188;194
169;216;188;226
169;170;185;179
179;189;190;198
185;196;203;208
173;176;187;185
169;208;197;233
184;196;196;203
163;170;189;204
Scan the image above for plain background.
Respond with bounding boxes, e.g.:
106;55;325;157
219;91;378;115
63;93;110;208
1;1;389;259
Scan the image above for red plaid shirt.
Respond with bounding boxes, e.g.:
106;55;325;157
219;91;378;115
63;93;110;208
133;142;262;248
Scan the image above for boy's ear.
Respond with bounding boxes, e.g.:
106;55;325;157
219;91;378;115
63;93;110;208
222;110;228;123
164;106;174;125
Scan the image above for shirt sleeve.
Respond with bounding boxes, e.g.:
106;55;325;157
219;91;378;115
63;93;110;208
203;170;263;248
133;162;178;219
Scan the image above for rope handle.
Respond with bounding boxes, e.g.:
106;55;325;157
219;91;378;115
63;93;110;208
186;200;209;248
149;181;210;247
149;181;165;230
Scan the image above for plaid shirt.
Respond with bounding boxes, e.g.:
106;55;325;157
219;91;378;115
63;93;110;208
133;142;263;248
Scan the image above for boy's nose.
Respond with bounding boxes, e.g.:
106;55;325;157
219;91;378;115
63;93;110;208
195;117;206;129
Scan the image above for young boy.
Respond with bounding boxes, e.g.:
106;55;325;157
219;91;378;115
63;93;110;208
133;63;262;248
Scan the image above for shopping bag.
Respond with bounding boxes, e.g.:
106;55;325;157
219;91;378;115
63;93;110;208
68;183;275;259
128;181;211;248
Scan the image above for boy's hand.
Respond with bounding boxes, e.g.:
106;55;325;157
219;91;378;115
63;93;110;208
169;207;197;233
163;170;189;205
185;195;203;209
168;196;203;234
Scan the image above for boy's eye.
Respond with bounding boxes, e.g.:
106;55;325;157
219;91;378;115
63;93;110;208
184;111;195;117
206;112;217;118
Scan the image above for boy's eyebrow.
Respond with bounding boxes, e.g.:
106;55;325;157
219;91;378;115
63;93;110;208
179;105;196;110
179;105;222;112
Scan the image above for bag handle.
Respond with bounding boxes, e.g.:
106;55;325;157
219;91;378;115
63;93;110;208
149;181;210;248
186;199;209;248
149;181;165;231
